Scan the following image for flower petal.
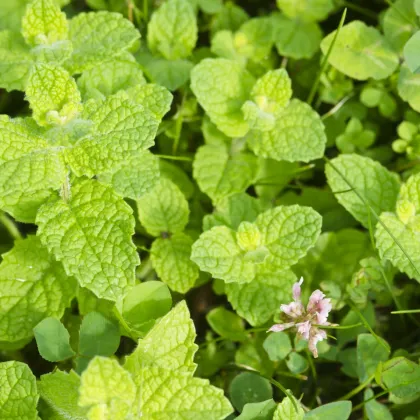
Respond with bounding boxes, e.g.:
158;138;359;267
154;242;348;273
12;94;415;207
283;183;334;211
267;322;295;333
316;302;332;324
296;320;311;340
307;289;325;313
281;301;304;318
308;328;327;358
292;277;304;302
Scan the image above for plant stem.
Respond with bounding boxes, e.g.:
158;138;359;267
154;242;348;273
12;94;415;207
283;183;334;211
137;245;150;253
0;211;22;240
351;390;389;412
338;374;375;401
341;1;378;19
391;309;420;314
307;8;347;105
127;0;134;22
143;0;149;23
306;349;317;380
281;57;288;69
172;112;184;155
313;322;362;330
348;301;390;353
198;336;227;348
322;93;355;120
155;154;192;161
276;370;308;381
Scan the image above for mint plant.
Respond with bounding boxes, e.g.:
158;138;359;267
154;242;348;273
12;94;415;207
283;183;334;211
1;0;420;419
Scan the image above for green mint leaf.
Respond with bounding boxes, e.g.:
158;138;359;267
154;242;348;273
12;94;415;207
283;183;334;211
375;172;420;282
236;221;264;253
160;159;195;199
213;17;273;63
201;116;231;146
126;83;173;120
197;0;223;14
255;159;299;201
21;0;68;47
325;154;400;228
66;11;140;73
32;39;73;65
364;389;393;420
193;144;258;203
77;56;146;101
0;30;33;91
0;116;67;222
383;0;416;52
273;394;304;420
124;301;198;374
272;13;322;60
193;205;321;283
77;287;115;318
229;372;273;412
33;317;75;362
0;0;68;32
38;370;88;420
98;151;160;200
79;312;120;359
226;268;296;326
237;399;276;420
191;225;255;283
254;205;322;269
398;64;420;113
321;21;399;81
148;0;197;60
263;332;293;361
236;399;276;420
203;192;262;231
277;0;333;22
26;64;82;126
190;58;255;137
242;101;276;131
210;30;242;62
36;179;139;301
250;69;292;115
405;31;420;74
235;335;274;377
206;307;247;341
66;95;159;177
357;334;389;383
122;281;172;333
210;2;249;35
235;17;274;61
378;357;420;399
247;99;327;162
0;361;38;420
0;235;76;345
137;178;189;236
79;357;136;418
305;401;352;419
140;56;193;91
131;366;233;419
151;232;199;294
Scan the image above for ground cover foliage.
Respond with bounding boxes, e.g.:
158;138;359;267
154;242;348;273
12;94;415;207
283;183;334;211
0;0;419;419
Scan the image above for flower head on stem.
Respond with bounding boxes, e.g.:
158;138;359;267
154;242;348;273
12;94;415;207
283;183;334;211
268;277;335;358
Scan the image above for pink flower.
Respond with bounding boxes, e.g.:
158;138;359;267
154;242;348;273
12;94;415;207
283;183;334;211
268;278;334;358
